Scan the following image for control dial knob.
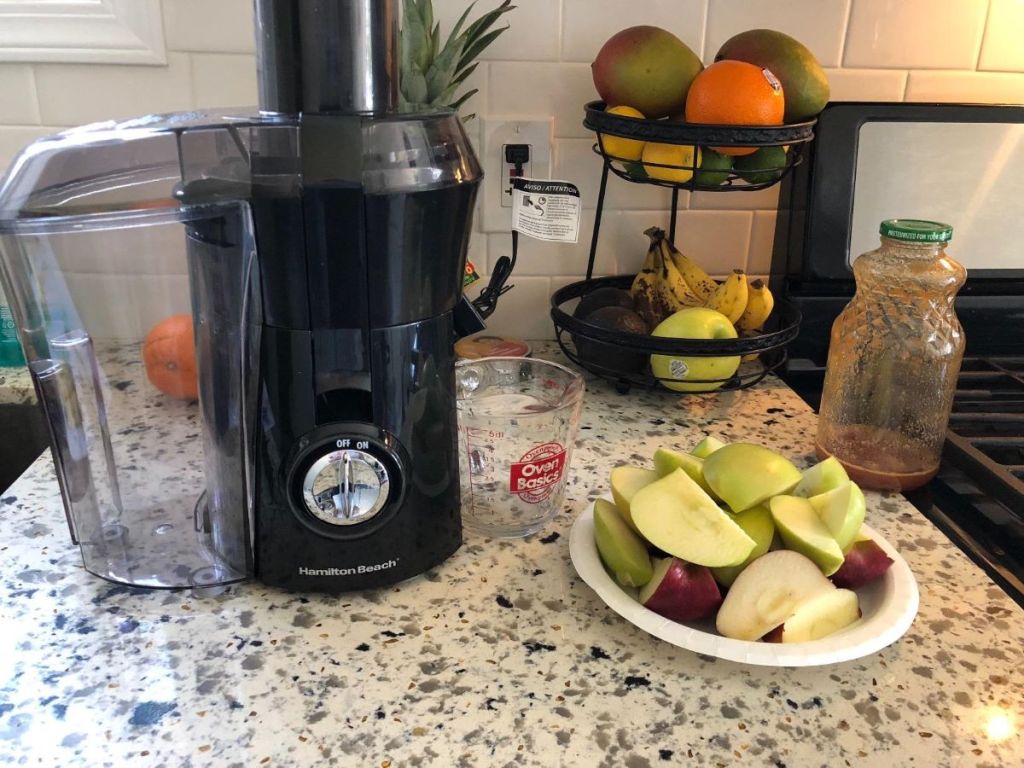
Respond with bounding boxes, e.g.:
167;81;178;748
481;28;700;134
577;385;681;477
301;449;390;526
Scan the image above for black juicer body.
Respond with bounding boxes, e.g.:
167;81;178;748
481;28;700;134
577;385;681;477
246;0;480;591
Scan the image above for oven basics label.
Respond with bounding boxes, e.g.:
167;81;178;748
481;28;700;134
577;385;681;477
509;442;567;503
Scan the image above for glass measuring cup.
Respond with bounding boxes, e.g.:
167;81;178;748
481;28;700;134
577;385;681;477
456;357;585;538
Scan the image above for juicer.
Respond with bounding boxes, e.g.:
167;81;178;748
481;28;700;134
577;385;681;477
0;0;481;591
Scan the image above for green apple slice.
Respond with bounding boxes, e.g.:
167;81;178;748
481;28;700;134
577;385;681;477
716;550;835;641
691;435;727;459
792;456;849;498
631;469;755;568
610;465;659;533
653;448;719;498
809;481;866;551
769;495;845;576
711;504;775;587
703;443;802;512
594;499;654;588
773;588;860;643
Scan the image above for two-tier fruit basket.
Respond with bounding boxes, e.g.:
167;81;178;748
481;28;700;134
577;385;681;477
550;101;812;394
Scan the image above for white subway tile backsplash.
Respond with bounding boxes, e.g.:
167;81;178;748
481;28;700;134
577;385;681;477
844;0;987;70
163;0;255;54
488;209;613;277
432;0;559;62
466;275;553;339
824;68;907;101
905;70;1024;103
191;54;259;109
705;0;850;67
748;211;779;276
561;0;706;63
0;66;39;124
488;62;594;138
979;0;1024;72
34;53;194;125
690;185;780;211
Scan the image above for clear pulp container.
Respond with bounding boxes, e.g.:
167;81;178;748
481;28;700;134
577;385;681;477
816;219;966;491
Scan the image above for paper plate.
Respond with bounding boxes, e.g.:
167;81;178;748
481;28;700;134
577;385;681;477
569;498;919;667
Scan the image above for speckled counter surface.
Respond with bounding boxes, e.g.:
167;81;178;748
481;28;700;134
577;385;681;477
0;363;32;405
1;344;1021;768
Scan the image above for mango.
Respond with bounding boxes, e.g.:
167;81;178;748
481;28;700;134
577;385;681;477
592;26;703;120
715;29;829;123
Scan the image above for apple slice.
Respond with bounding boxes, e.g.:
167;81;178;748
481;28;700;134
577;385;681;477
710;504;775;588
639;557;722;622
792;456;849;498
631;469;756;568
594;499;653;588
703;443;802;512
653;448;719;498
716;550;835;641
769;496;845;576
830;539;894;589
764;588;860;643
610;466;659;533
809;481;866;551
691;435;727;459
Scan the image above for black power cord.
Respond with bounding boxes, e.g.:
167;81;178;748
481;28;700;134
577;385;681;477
472;143;529;319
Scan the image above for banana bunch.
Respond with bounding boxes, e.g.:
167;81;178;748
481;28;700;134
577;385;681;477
629;227;775;333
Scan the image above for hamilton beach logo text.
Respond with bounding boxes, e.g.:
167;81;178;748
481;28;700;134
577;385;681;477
299;559;398;577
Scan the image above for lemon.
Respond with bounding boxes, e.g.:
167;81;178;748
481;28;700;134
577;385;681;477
642;142;701;184
600;106;646;161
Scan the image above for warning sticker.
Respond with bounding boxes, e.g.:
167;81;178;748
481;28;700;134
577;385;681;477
511;178;582;244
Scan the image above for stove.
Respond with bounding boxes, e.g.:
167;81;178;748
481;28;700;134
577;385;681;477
771;102;1024;610
908;357;1024;607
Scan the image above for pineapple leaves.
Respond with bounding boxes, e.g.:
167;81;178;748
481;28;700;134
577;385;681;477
399;0;515;115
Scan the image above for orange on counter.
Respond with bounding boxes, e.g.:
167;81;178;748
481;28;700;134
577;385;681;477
143;314;198;401
684;60;785;156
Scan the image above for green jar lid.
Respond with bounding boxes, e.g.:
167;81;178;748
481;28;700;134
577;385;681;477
879;219;953;243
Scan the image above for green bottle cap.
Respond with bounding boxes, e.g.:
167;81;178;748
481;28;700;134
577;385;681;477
879;219;953;243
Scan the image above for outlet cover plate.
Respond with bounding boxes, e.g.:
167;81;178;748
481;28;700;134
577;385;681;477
481;117;553;232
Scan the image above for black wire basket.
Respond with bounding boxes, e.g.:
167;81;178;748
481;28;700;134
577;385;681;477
583;100;816;193
551;275;802;394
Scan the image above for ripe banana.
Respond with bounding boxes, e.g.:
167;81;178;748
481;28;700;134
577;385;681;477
657;237;705;310
736;278;775;332
706;269;749;325
632;233;671;328
666;242;718;303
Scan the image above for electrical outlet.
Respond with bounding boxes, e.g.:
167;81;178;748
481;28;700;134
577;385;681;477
481;118;553;232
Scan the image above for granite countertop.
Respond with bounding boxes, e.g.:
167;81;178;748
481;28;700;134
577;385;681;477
0;362;32;406
0;343;1021;767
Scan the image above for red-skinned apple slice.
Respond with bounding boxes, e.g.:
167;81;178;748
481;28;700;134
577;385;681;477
830;539;894;589
639;557;722;622
716;550;835;641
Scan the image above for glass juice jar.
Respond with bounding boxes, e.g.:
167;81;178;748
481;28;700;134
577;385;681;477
816;219;966;491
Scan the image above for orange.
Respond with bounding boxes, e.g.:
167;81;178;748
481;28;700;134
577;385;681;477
684;60;785;156
143;314;198;401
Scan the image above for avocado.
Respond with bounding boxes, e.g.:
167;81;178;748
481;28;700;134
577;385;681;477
573;306;649;374
716;29;829;123
573;287;634;319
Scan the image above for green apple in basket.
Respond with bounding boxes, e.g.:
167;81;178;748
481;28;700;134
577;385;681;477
649;308;741;393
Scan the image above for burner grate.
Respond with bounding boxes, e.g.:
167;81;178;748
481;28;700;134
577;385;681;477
943;357;1024;517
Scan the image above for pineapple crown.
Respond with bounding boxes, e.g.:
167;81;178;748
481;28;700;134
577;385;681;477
399;0;515;119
